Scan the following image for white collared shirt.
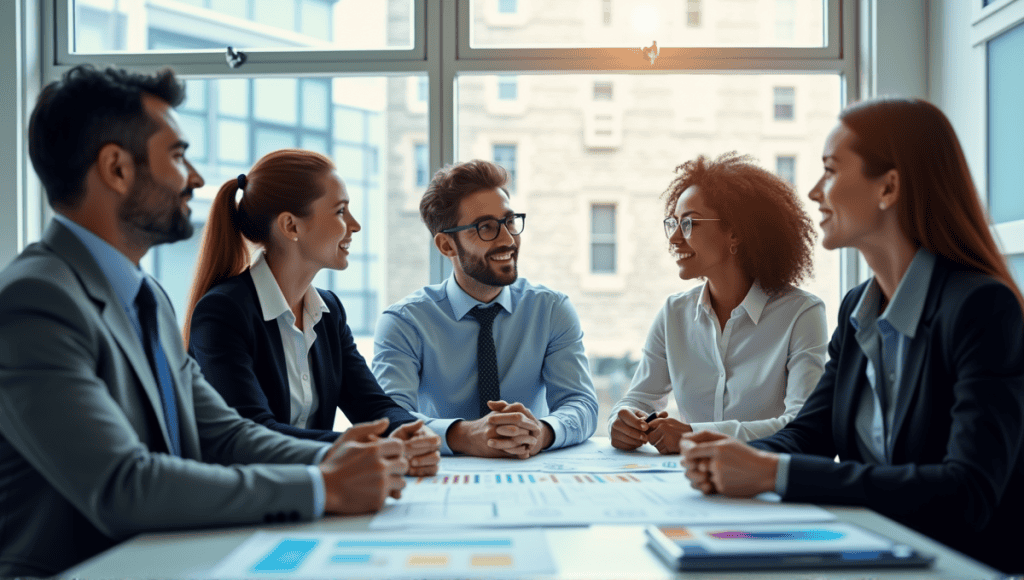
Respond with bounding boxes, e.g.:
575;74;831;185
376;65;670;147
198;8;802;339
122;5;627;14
249;252;330;429
611;281;828;441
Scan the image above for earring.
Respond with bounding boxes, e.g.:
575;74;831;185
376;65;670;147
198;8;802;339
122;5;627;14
729;245;738;255
879;202;887;210
293;237;299;242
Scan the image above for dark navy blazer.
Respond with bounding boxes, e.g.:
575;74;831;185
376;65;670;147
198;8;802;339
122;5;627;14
189;273;415;442
750;257;1024;573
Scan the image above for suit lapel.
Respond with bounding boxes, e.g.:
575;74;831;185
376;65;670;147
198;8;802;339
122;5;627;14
43;221;177;455
835;322;869;456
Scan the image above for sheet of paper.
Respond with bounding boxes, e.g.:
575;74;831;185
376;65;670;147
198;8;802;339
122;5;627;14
371;471;835;529
438;438;683;473
207;530;556;579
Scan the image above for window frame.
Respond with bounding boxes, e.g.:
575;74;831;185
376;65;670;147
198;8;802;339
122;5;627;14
41;0;861;293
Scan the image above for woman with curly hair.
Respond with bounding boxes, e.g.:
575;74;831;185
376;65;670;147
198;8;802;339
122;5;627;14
609;152;827;453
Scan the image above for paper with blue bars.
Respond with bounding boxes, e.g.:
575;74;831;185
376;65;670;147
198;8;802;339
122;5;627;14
209;530;554;578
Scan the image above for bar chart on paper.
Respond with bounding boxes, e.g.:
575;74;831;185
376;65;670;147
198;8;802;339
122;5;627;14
207;530;555;579
371;471;835;529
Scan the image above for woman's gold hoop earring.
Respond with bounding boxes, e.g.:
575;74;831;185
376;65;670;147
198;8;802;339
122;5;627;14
730;245;738;255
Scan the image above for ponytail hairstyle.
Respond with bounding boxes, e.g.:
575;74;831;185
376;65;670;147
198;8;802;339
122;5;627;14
183;149;336;345
839;97;1024;314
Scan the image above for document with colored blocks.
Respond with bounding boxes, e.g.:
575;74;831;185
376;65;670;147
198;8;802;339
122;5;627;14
208;530;555;579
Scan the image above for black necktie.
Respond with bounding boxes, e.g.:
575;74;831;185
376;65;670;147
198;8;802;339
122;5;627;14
468;305;502;417
135;280;182;456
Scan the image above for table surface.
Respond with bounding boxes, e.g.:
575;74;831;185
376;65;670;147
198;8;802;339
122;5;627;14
65;440;1000;580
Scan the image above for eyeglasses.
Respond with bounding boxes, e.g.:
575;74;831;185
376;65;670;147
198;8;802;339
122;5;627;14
441;213;526;241
663;216;722;239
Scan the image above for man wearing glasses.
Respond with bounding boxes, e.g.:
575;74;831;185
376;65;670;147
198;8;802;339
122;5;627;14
372;159;598;458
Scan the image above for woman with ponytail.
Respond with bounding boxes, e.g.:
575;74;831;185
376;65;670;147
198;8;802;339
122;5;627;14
186;149;440;476
679;98;1024;574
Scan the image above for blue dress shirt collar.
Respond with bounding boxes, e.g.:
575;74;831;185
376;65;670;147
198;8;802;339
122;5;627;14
53;213;146;310
851;248;936;338
444;275;514;321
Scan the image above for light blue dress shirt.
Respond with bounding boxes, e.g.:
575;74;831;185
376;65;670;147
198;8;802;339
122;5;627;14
53;215;326;517
372;275;599;455
775;249;936;493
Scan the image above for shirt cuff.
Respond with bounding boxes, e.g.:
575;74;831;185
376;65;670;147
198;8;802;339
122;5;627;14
432;417;464;456
541;416;565;449
306;465;326;519
774;453;791;496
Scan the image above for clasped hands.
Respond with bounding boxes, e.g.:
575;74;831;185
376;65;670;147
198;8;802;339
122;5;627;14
610;407;693;454
318;417;441;515
680;430;780;498
448;400;554;459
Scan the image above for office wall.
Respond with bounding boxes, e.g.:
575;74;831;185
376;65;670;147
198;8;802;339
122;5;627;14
928;1;986;193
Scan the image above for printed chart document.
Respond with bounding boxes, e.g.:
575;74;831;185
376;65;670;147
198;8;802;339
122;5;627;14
371;471;834;529
207;530;555;579
439;438;683;473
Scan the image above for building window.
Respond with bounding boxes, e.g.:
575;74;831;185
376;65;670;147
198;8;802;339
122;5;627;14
414;143;430;188
497;76;518;101
773;86;795;121
590;204;617;274
776;155;796;185
602;0;612;25
493;144;517;194
417;76;428;103
498;0;518;15
988;19;1024;223
687;0;702;28
593;81;614;101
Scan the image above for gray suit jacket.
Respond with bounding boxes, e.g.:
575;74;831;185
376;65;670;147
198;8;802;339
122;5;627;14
0;221;329;577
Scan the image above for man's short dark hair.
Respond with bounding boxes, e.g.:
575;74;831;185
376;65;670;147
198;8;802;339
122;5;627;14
419;159;508;236
28;64;185;209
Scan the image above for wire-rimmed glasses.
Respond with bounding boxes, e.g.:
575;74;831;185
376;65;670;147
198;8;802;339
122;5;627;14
663;216;722;239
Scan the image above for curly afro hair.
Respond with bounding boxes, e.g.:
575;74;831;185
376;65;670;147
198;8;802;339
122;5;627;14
662;152;817;294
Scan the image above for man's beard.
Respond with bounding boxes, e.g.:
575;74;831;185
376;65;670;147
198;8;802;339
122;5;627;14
119;169;194;246
455;239;518;287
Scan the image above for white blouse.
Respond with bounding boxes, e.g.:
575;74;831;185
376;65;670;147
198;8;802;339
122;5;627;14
249;252;329;428
610;282;828;442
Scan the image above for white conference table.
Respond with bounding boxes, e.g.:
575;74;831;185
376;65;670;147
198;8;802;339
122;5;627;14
66;439;1000;579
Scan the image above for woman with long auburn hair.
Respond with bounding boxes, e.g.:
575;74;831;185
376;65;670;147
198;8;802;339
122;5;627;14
185;149;440;476
680;98;1024;574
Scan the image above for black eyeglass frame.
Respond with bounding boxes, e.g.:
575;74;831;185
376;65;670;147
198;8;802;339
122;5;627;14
440;213;526;241
663;216;722;239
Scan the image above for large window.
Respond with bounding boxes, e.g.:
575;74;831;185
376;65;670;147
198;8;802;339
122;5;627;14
48;0;854;435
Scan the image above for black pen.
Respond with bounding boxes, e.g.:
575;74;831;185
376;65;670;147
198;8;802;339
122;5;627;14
645;411;658;427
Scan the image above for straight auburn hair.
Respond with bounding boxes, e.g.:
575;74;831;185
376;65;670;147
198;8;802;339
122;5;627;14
183;149;335;345
840;97;1024;313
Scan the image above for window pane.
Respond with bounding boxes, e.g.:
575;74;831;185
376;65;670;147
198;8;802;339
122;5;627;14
218;79;250;118
254;127;297;159
217;120;250;163
302;80;330;130
591;204;615;235
254;79;298;125
72;0;413;53
334;107;367;143
988;20;1024;223
774;86;795;120
1010;254;1024;292
415;143;430;187
498;76;518;101
458;72;842;436
591;243;616;273
493;144;517;192
776;155;796;185
471;0;825;48
141;75;425;357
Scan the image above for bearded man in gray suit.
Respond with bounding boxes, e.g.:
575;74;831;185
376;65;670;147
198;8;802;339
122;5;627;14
0;65;409;578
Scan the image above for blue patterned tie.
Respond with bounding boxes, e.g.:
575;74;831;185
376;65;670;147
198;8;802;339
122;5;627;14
468;305;502;417
135;280;182;456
